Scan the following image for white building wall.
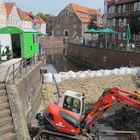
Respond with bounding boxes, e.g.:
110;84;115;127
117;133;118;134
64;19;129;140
0;1;7;27
7;5;21;27
40;23;46;34
21;20;33;29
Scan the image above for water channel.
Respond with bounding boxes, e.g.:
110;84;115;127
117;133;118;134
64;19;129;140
46;54;87;73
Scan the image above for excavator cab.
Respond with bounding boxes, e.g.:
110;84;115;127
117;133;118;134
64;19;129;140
57;90;85;118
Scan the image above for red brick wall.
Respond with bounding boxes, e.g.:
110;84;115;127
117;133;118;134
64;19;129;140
67;43;140;69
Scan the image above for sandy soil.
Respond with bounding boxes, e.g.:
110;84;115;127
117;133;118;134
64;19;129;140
40;74;137;111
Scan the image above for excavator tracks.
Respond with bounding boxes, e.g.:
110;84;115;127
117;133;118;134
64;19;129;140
35;127;91;140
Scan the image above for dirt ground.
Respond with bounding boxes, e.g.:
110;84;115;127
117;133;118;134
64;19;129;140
40;74;137;110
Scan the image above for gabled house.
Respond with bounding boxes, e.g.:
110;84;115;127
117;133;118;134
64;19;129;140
0;1;46;34
17;8;33;29
5;2;21;27
34;16;46;34
54;3;103;39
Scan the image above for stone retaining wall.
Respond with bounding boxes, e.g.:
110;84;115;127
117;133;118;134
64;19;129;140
6;62;42;140
67;43;140;69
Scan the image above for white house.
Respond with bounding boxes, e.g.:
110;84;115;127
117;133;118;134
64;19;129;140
17;8;33;29
5;2;21;27
34;16;46;34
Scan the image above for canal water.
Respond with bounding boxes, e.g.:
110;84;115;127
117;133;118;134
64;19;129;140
46;54;87;73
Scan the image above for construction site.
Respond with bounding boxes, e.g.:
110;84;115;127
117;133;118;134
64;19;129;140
33;67;140;140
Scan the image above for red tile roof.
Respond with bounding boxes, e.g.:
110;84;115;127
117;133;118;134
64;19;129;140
66;3;99;23
5;2;46;24
34;16;46;23
4;3;15;17
17;8;33;21
17;8;27;19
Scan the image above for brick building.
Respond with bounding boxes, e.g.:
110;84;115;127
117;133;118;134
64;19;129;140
107;0;140;46
45;15;56;36
54;3;103;40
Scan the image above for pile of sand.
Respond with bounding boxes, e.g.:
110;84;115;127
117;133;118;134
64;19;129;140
41;74;137;109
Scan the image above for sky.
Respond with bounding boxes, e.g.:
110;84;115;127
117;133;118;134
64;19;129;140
3;0;104;16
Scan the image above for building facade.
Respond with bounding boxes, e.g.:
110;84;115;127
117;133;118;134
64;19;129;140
54;3;103;40
0;0;7;28
104;0;111;27
34;16;46;34
107;0;140;46
17;8;33;30
0;1;46;34
5;3;21;27
46;15;56;36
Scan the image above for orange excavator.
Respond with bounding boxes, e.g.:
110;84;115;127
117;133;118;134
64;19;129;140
36;87;140;140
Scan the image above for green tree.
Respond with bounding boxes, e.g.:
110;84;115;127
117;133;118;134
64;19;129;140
88;18;97;29
36;12;48;21
127;13;140;34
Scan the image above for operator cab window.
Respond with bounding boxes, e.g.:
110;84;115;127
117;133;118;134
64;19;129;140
63;95;81;114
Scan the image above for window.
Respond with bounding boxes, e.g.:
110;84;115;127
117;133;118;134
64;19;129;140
122;5;126;12
138;2;140;10
134;2;138;11
118;32;121;40
57;17;60;22
119;19;123;26
113;19;116;26
33;34;37;44
123;18;126;26
118;5;122;13
65;11;68;16
63;96;81;114
123;32;126;40
65;31;69;37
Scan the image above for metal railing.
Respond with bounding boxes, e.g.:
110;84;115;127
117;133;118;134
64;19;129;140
3;57;38;84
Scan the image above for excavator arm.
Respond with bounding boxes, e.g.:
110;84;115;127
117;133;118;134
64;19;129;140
81;87;140;130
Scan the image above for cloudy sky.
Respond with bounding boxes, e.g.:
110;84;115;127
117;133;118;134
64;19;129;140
3;0;104;15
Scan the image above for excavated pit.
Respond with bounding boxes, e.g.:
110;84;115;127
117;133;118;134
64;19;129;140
35;74;139;139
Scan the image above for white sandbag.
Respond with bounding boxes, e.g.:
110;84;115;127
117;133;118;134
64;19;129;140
67;71;76;78
95;71;102;77
125;68;133;74
102;70;111;76
52;74;62;83
76;71;86;78
43;73;52;83
119;67;128;75
84;70;92;77
59;73;69;80
111;68;120;75
133;67;140;75
90;71;96;77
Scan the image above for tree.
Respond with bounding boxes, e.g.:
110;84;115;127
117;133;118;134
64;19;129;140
127;13;140;34
88;18;97;29
36;12;48;21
